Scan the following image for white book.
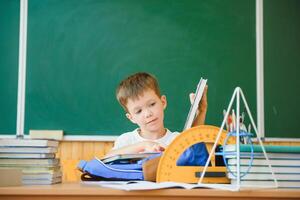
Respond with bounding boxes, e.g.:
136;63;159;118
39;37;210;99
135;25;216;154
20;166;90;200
228;158;300;166
0;158;59;166
183;78;207;130
228;172;300;181
0;153;55;159
0;146;58;153
224;152;300;160
0;139;58;147
223;144;300;153
228;165;300;174
22;176;62;185
231;180;300;188
0;166;61;174
23;171;62;180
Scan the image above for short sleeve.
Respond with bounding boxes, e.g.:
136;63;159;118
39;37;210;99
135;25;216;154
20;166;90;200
111;131;136;150
112;135;127;150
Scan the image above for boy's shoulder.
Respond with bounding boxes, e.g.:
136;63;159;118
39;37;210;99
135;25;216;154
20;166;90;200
117;129;179;142
165;129;180;137
162;129;180;143
112;129;140;150
118;129;139;139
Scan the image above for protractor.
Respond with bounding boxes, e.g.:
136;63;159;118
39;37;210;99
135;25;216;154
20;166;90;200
156;125;235;183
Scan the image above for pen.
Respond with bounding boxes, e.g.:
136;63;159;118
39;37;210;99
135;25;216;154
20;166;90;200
231;109;236;131
227;114;232;132
223;109;229;131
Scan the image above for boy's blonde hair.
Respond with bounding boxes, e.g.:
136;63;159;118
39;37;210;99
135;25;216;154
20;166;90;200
116;72;161;111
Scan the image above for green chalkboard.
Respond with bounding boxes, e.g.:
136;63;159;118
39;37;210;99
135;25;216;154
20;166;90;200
1;0;257;136
264;0;300;138
0;0;19;134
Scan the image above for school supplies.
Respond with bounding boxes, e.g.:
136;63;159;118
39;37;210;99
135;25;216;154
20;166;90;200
223;110;248;133
223;144;300;188
78;158;145;181
78;142;210;182
183;78;207;130
156;125;235;184
0;138;62;185
86;125;237;191
201;87;277;191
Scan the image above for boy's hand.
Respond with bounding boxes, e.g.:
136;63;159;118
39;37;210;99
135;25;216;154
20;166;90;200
140;141;165;153
189;85;208;113
189;85;208;125
105;141;165;157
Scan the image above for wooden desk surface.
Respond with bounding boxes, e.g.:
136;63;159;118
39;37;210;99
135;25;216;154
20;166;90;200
0;182;299;200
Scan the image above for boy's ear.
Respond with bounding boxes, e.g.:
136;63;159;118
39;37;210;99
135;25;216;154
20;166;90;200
161;95;167;109
126;113;137;124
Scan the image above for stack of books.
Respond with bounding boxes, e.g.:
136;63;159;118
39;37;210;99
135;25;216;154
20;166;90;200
223;144;300;188
0;139;62;185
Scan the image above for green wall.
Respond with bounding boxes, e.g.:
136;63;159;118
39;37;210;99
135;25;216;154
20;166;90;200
0;0;19;134
264;0;300;138
1;0;262;136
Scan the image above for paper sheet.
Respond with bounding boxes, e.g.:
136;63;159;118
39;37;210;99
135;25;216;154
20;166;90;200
82;181;238;191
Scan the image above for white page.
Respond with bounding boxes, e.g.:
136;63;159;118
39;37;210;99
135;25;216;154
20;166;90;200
88;181;237;191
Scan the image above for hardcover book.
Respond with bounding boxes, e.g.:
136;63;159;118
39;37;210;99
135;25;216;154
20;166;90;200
0;139;59;147
223;144;300;153
0;146;58;153
0;158;60;166
0;153;56;159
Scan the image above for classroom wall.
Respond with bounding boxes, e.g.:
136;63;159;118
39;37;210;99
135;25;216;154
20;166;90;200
0;0;299;139
0;0;257;136
0;0;19;135
264;0;300;138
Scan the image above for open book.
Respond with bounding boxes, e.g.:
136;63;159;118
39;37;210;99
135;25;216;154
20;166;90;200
101;152;160;164
84;181;237;191
183;78;207;130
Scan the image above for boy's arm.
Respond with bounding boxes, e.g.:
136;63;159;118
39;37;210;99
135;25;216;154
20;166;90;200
191;85;208;126
105;141;165;158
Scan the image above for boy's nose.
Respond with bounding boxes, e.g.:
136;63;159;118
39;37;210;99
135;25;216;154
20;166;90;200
144;109;153;118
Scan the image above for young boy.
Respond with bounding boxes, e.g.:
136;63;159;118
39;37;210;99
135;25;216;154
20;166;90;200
106;72;207;156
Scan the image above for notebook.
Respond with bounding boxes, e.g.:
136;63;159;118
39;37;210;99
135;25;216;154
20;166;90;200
101;152;160;164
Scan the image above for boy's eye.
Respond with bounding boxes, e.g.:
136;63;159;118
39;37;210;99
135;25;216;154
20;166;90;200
150;102;156;106
135;109;142;114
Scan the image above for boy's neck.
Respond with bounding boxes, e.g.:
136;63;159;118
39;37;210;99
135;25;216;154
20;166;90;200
138;127;167;140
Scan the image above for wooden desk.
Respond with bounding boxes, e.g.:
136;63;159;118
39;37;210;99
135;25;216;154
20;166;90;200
0;183;300;200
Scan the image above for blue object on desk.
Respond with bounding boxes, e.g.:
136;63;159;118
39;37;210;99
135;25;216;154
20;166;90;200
177;142;209;166
78;143;210;181
78;158;144;181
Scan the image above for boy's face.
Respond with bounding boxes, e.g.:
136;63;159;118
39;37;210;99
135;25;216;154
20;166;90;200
125;89;167;134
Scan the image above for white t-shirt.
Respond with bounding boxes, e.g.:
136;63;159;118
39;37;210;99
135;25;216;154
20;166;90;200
112;129;179;150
